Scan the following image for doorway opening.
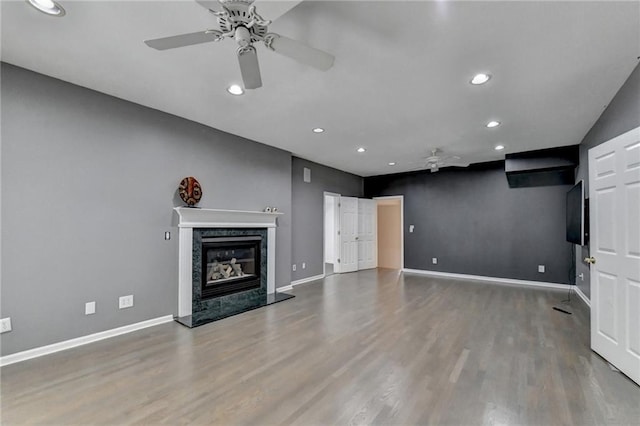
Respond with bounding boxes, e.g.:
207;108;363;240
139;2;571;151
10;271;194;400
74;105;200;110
375;196;404;270
323;192;340;276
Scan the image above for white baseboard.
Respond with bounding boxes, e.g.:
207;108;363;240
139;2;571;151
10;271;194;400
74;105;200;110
574;285;591;307
402;268;571;290
277;285;293;292
0;315;174;367
291;273;325;287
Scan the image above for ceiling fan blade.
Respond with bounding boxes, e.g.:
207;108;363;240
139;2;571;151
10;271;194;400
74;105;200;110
237;46;262;89
266;34;334;71
194;0;222;12
448;162;471;168
255;1;303;21
144;31;223;50
194;0;301;21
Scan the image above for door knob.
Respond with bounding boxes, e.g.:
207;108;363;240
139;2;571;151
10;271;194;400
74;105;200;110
584;257;596;265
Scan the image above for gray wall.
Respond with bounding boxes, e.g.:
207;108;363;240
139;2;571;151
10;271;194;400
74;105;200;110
291;157;363;281
1;64;292;356
365;162;573;284
575;63;640;299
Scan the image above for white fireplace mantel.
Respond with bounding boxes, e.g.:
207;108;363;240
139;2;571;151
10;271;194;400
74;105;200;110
174;207;283;317
174;207;283;229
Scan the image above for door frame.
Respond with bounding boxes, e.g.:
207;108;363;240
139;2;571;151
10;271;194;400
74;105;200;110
373;195;405;269
323;191;341;277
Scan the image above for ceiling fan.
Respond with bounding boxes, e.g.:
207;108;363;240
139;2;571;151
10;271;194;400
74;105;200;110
144;0;335;90
420;149;470;173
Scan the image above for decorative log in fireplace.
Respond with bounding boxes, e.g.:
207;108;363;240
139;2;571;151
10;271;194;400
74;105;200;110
201;236;262;299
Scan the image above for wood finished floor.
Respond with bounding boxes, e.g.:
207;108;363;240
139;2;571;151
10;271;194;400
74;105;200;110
2;269;639;425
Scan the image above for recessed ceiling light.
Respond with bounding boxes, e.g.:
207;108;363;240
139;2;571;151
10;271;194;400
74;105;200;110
388;162;396;166
26;0;65;16
470;73;491;85
486;120;501;128
357;147;366;153
495;145;505;151
312;128;324;133
227;84;244;95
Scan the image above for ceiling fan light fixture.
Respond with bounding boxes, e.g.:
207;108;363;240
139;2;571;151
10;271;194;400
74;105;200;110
495;145;505;151
227;84;244;95
470;73;491;85
486;120;501;128
312;128;324;133
26;0;65;16
357;147;366;153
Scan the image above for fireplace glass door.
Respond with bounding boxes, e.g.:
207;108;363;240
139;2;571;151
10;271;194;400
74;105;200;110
201;236;262;299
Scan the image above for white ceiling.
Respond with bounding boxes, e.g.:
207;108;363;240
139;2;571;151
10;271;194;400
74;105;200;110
2;0;639;176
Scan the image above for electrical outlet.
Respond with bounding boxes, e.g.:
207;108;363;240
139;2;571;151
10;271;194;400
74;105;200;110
85;301;96;315
119;295;134;309
578;273;584;281
432;258;438;265
292;264;297;272
302;262;306;269
0;317;12;333
538;265;545;273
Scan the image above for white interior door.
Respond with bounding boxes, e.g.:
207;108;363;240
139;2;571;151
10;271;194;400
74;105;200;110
358;199;377;270
589;126;640;385
336;196;358;273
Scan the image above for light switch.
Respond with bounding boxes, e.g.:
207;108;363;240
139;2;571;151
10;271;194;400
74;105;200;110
409;225;415;233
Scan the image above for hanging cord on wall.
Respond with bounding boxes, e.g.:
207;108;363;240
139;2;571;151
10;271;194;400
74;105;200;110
553;244;574;315
561;244;575;304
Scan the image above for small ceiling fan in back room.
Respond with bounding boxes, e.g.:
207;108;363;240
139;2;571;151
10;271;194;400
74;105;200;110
144;0;335;90
419;149;470;173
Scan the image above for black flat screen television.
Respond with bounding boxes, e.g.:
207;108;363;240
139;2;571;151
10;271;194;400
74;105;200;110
566;180;586;245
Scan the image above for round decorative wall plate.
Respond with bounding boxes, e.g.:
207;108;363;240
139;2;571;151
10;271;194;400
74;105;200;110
179;176;202;206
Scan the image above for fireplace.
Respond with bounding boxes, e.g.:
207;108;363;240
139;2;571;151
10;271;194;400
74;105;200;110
174;207;293;328
201;236;261;299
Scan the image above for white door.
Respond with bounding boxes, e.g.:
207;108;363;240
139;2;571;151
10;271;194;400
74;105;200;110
336;196;358;273
589;126;640;385
358;199;378;270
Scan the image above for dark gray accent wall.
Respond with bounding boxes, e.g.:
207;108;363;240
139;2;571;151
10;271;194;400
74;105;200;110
0;63;292;356
365;162;572;284
291;157;363;281
575;63;640;299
